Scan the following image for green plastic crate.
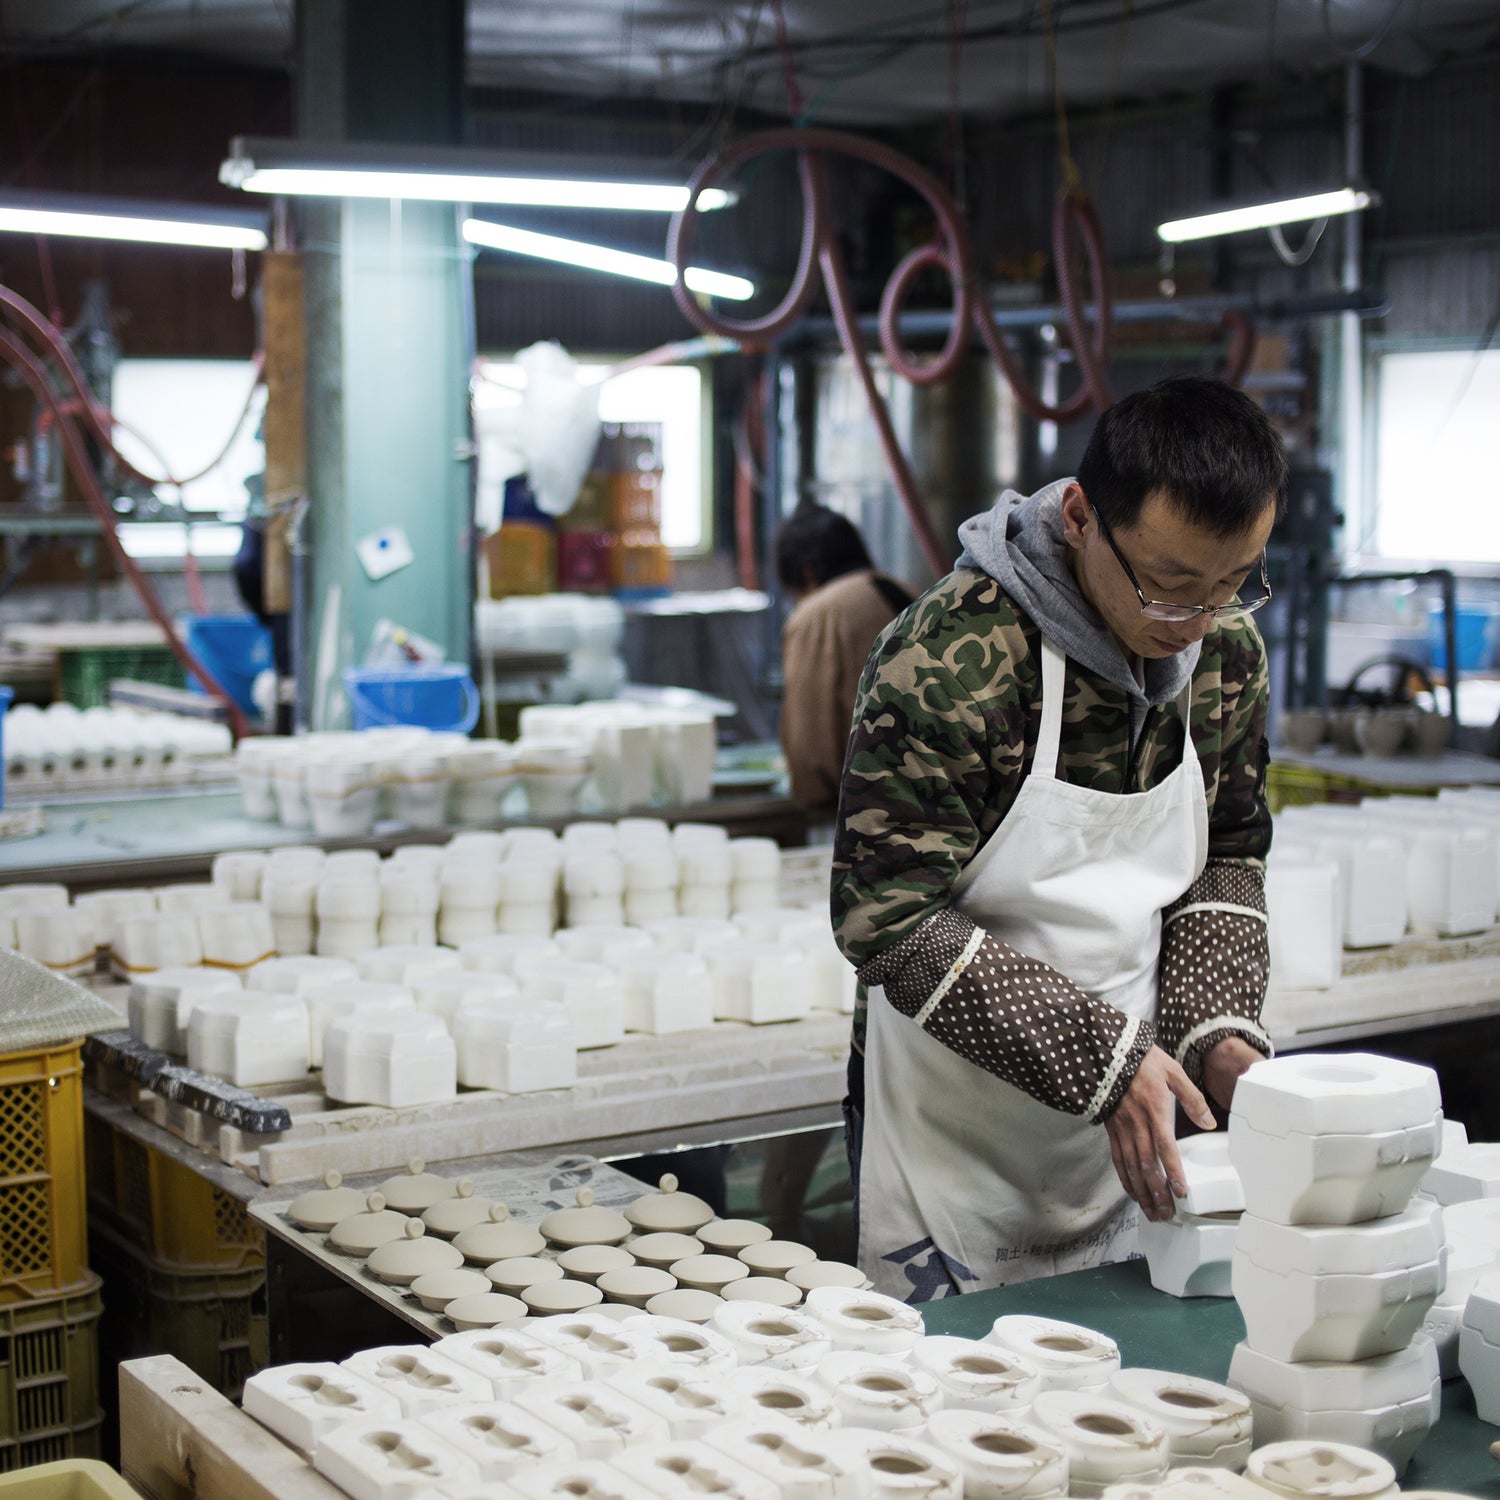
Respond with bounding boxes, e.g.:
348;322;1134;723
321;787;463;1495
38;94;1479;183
56;649;182;710
0;1277;102;1472
0;1416;103;1476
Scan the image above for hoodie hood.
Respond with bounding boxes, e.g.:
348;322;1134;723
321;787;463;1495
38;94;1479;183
955;478;1200;706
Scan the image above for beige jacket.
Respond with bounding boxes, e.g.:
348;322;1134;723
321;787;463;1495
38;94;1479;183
781;568;906;815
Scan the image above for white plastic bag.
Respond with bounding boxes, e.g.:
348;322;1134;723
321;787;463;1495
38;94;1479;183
514;341;600;517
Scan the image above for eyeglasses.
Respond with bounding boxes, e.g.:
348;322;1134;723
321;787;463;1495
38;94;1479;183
1091;506;1272;623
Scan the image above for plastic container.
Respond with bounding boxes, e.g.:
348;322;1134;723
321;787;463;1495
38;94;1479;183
1428;601;1498;673
0;1460;136;1495
344;664;479;734
0;1275;102;1466
181;614;273;718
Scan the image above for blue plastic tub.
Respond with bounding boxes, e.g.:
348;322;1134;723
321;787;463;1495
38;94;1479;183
181;614;274;717
0;685;11;810
1428;603;1499;674
344;664;480;734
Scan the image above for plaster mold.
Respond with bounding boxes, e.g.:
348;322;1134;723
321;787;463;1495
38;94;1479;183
354;944;461;987
822;1429;963;1500
128;966;241;1053
247;955;357;996
707;941;810;1024
814;1351;942;1433
704;1415;863;1500
908;1335;1042;1413
605;1371;748;1440
197;903;276;972
1420;1142;1500;1206
187;993;309;1086
409;969;520;1025
242;1362;401;1456
339;1346;494;1419
433;1327;583;1398
511;1379;669;1457
1266;849;1343;990
710;1304;831;1372
802;1287;924;1356
722;1367;840;1430
920;1409;1069;1500
417;1401;573;1482
311;1417;478;1500
514;959;625;1049
1140;1211;1240;1299
451;1000;577;1092
614;1438;778;1500
1242;1440;1398;1500
14;908;96;978
111;912;203;977
985;1316;1120;1391
507;1459;661;1500
322;1011;457;1107
304;983;416;1070
1105;1369;1252;1469
1029;1390;1169;1497
616;951;715;1034
1457;1267;1500;1424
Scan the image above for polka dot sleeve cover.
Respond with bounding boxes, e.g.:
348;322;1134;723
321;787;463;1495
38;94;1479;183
1155;858;1273;1085
858;908;1155;1122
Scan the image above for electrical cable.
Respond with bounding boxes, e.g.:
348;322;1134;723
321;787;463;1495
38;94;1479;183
1269;216;1329;267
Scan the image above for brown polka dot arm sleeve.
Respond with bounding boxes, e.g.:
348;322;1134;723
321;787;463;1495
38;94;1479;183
1155;858;1273;1087
857;907;1157;1122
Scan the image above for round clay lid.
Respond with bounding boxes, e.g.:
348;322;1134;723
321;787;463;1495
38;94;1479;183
671;1253;749;1291
597;1266;677;1304
485;1256;566;1294
422;1180;496;1239
720;1276;803;1307
624;1173;716;1233
446;1292;530;1330
645;1287;723;1323
785;1260;868;1292
288;1171;367;1232
539;1188;632;1248
378;1157;457;1213
410;1267;491;1311
696;1218;774;1254
328;1194;412;1256
366;1220;465;1285
738;1240;818;1276
453;1204;547;1264
557;1244;636;1282
627;1232;704;1269
523;1279;605;1315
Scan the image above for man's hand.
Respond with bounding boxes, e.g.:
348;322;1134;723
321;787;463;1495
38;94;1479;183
1103;1045;1216;1223
1201;1036;1264;1113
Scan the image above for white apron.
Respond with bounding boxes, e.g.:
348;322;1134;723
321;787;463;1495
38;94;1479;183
858;638;1209;1302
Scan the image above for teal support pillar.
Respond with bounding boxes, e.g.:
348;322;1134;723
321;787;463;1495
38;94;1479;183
295;0;473;728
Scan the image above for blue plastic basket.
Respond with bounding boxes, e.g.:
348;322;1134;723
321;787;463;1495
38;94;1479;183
0;685;11;810
343;664;480;734
181;614;273;717
1428;603;1499;674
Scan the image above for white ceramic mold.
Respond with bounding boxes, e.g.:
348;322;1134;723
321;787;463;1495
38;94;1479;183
304;982;417;1069
322;1011;457;1107
14;908;96;977
511;1379;668;1457
1176;1134;1245;1217
721;1367;840;1431
433;1327;583;1397
409;969;519;1025
311;1417;477;1499
514;959;625;1049
1227;1332;1441;1473
908;1334;1042;1413
521;1310;653;1377
920;1409;1070;1500
242;1362;401;1456
822;1429;963;1500
605;1370;749;1439
459;933;560;976
985;1316;1121;1391
1232;1198;1446;1361
1139;1212;1240;1299
1029;1390;1170;1498
555;922;650;965
814;1350;942;1432
196;903;276;971
1105;1369;1252;1469
803;1286;925;1355
506;1459;661;1500
1266;848;1343;990
1097;1469;1270;1500
128;967;242;1052
416;1401;574;1482
647;916;740;957
1421;1141;1500;1206
704;1415;863;1500
355;944;462;987
450;1000;577;1092
247;955;357;996
340;1345;494;1418
614;1437;778;1500
111;912;203;976
1242;1440;1398;1500
1273;814;1408;949
1228;1054;1442;1225
625;1315;738;1376
187;994;309;1085
711;1304;832;1372
616;951;715;1035
1457;1266;1500;1424
708;941;811;1024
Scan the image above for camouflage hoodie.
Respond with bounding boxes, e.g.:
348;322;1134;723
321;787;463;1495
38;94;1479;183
832;481;1273;1121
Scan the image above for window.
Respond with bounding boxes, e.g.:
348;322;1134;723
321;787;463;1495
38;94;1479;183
473;357;708;551
1369;348;1500;563
109;359;266;559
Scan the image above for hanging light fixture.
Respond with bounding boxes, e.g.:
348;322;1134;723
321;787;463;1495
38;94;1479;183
0;190;267;251
1157;187;1377;244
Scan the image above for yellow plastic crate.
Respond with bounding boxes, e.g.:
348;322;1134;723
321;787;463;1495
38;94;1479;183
0;1045;88;1306
0;1460;135;1497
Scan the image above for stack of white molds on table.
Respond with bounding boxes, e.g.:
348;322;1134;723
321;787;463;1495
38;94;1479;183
1227;1053;1446;1473
1139;1133;1245;1298
1264;842;1344;990
1415;1119;1500;1378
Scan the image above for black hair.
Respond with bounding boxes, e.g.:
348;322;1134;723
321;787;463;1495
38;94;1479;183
1077;376;1288;539
774;503;875;592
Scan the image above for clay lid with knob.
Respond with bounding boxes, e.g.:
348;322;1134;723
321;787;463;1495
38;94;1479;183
452;1203;546;1264
378;1157;457;1213
328;1193;413;1256
624;1173;715;1233
366;1219;465;1285
288;1170;367;1232
422;1180;496;1239
539;1187;632;1247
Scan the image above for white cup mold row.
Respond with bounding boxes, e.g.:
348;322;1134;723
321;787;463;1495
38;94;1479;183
522;1309;655;1379
707;941;812;1025
248;955;358;996
1227;1331;1441;1474
432;1327;583;1398
450;1001;578;1093
1228;1054;1443;1225
506;1459;662;1500
813;1350;942;1433
985;1316;1121;1392
802;1286;925;1356
322;1012;457;1108
242;1362;401;1456
1139;1211;1240;1299
1420;1141;1500;1206
920;1408;1070;1500
711;1303;833;1372
1232;1197;1446;1362
626;1315;738;1377
514;959;626;1050
614;1437;780;1500
1104;1368;1253;1470
1241;1440;1399;1500
721;1366;841;1431
908;1335;1042;1413
304;983;417;1071
311;1416;478;1500
1457;1266;1500;1424
703;1415;864;1500
339;1345;494;1420
510;1379;669;1458
415;1400;576;1482
604;1370;750;1440
821;1428;963;1500
1028;1390;1170;1498
186;994;309;1087
128;967;242;1053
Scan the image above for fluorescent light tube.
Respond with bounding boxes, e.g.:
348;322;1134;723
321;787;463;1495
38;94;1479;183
0;194;267;251
1157;188;1376;244
463;218;754;301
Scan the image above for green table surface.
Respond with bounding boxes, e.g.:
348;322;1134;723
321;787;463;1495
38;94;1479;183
919;1259;1500;1498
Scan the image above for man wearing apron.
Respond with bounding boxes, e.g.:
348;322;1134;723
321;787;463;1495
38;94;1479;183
833;377;1283;1300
